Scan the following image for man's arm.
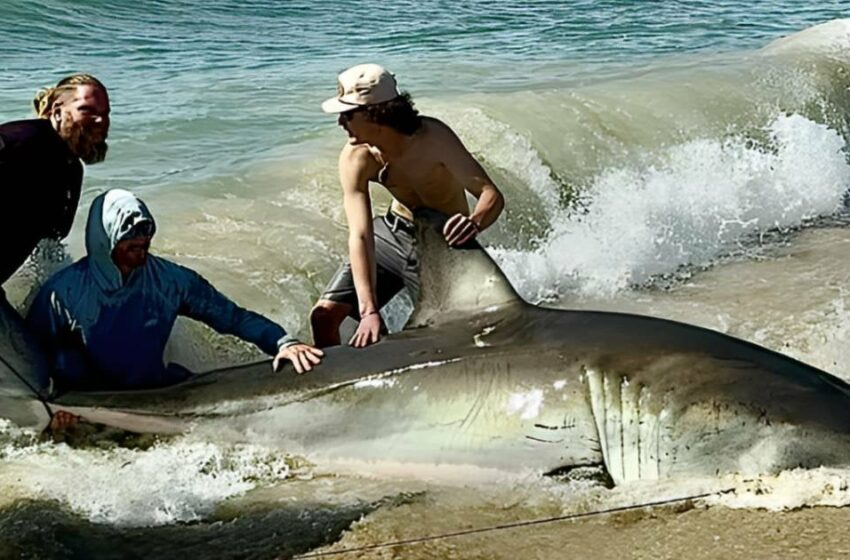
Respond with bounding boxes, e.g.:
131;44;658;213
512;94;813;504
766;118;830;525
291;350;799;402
49;161;83;240
179;267;322;373
339;144;384;348
23;285;85;431
25;285;90;389
434;120;505;246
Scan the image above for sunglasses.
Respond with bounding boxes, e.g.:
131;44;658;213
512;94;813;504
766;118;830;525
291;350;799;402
339;107;366;123
124;220;155;239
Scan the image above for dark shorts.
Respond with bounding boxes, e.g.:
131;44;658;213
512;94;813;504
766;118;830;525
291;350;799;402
320;211;421;320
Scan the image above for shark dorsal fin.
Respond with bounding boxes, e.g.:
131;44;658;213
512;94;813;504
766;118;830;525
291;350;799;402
404;213;524;328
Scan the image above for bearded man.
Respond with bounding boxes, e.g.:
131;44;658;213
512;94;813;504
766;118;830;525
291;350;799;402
0;73;110;287
0;74;110;403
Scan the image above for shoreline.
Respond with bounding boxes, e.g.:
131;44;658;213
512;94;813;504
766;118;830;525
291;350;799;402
311;502;850;559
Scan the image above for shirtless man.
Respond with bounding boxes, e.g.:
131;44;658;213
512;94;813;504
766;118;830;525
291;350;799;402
312;63;504;348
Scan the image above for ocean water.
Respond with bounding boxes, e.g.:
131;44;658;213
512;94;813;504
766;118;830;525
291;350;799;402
3;2;850;558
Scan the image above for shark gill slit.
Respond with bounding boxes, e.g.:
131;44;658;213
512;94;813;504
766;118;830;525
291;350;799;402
585;368;661;484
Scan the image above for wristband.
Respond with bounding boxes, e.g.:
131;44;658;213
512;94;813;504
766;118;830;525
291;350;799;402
276;334;302;350
361;310;379;318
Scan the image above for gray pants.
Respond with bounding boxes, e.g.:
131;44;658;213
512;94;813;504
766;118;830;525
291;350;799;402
320;210;421;320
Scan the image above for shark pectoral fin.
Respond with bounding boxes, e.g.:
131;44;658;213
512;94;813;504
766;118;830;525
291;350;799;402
404;212;526;329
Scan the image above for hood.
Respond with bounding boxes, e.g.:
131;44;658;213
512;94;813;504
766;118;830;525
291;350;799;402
85;189;156;292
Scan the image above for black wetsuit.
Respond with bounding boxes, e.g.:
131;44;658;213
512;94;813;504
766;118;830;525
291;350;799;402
0;119;82;285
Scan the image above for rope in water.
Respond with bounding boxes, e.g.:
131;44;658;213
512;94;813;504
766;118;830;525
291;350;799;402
292;487;735;558
0;352;51;415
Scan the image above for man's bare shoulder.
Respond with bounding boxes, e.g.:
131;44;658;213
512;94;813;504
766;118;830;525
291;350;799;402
339;142;377;166
420;116;456;137
338;143;382;188
419;116;467;148
416;116;474;165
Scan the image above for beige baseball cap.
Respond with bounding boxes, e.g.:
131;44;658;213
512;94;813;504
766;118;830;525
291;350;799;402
321;63;400;113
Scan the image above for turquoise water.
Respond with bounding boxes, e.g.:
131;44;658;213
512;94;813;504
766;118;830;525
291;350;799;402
1;1;848;190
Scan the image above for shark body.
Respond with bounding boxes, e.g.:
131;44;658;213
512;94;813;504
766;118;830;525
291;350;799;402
4;220;850;484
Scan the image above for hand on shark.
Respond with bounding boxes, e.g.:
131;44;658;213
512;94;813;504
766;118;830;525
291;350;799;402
273;344;324;374
443;213;480;247
346;214;478;349
349;312;382;348
50;410;81;431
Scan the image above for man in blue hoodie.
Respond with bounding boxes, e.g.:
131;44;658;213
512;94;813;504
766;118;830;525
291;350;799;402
27;189;322;394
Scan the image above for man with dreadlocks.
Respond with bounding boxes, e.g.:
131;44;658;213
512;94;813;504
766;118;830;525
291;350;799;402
0;74;110;414
0;73;110;287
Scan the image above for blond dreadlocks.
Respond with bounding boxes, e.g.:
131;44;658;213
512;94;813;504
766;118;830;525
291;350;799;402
33;73;107;119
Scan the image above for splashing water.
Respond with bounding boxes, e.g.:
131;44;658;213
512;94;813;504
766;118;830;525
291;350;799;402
494;113;850;301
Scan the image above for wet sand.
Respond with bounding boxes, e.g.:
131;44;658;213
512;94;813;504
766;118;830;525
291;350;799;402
307;503;850;560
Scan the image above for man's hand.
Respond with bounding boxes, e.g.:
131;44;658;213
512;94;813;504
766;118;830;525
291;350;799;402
50;410;80;431
273;344;324;374
443;213;480;247
349;311;382;348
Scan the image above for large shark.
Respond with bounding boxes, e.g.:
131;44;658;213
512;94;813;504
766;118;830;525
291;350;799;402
4;219;850;485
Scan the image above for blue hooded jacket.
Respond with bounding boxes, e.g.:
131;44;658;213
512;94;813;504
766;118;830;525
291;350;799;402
26;189;290;391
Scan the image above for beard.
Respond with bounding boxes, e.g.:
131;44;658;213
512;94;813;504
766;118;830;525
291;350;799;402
58;118;109;164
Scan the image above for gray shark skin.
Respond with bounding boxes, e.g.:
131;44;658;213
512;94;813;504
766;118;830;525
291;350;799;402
0;298;52;430
5;220;850;484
